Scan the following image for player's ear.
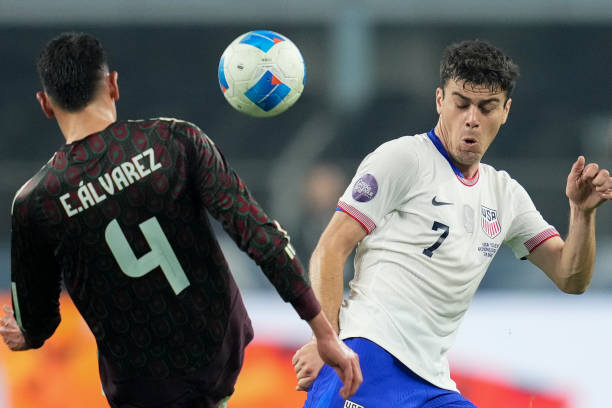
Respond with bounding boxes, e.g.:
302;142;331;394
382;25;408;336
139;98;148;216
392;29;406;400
108;71;120;101
435;88;444;114
501;98;512;124
36;91;55;119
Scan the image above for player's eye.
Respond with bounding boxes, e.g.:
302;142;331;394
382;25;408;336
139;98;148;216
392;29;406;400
456;104;469;110
479;104;497;114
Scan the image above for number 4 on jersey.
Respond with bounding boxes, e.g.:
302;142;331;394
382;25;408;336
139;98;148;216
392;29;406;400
105;217;190;295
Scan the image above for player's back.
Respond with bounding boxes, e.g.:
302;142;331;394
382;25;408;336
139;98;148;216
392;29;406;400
11;118;254;402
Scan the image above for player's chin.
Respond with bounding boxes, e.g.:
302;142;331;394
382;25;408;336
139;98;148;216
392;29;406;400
457;151;482;165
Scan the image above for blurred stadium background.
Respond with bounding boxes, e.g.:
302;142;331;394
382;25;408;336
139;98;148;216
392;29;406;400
1;1;612;407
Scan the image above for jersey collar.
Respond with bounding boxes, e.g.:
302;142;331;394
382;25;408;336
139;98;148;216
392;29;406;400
427;129;479;186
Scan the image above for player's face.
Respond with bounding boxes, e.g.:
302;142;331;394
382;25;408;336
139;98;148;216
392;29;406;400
435;79;511;176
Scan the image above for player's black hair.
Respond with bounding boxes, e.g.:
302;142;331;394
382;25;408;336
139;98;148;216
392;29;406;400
440;39;519;102
36;32;108;112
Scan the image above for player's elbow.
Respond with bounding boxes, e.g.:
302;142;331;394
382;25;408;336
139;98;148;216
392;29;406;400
561;285;587;295
557;278;590;295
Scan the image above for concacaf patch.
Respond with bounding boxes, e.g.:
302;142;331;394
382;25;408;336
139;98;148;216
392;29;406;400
352;173;378;202
481;205;501;239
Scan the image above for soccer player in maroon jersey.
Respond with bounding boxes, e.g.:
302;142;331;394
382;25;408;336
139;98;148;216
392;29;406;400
0;32;362;407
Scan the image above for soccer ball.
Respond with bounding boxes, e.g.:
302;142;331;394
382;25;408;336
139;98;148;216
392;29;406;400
218;30;306;118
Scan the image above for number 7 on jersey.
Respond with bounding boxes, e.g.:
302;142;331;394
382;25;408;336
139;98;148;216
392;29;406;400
422;221;450;258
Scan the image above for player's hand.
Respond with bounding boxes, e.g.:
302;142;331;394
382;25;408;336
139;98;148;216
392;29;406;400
305;312;362;399
566;156;612;212
0;305;27;351
315;335;362;399
292;339;325;391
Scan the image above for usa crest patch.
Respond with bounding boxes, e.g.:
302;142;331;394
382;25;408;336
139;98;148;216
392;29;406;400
481;205;501;239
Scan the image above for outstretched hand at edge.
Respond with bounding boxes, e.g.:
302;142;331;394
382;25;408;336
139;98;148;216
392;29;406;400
566;156;612;212
0;305;27;351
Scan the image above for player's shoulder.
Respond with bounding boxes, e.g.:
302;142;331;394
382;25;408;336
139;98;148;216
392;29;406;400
123;117;202;134
375;132;429;150
371;132;429;161
362;132;427;173
11;157;54;217
479;161;525;192
121;118;213;151
480;162;509;180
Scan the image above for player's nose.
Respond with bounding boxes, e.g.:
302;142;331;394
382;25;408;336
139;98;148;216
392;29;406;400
465;105;479;129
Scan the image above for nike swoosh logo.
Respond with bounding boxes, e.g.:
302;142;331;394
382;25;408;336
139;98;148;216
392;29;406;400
432;196;453;206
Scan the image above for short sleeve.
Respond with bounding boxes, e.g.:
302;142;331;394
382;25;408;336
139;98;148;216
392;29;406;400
338;138;419;234
503;180;560;259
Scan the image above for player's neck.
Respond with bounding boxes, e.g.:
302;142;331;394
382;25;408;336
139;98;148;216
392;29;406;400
56;100;117;144
433;123;479;179
455;162;479;180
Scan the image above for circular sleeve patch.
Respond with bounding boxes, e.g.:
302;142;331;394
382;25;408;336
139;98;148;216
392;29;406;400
352;173;378;202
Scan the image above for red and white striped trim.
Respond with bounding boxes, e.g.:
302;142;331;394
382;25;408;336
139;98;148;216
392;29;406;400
524;227;560;253
457;169;480;187
337;201;376;234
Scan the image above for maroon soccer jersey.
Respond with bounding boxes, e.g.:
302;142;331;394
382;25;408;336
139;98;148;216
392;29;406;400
10;118;320;405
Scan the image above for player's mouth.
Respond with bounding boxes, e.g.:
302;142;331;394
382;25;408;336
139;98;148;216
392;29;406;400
459;137;482;155
462;137;478;146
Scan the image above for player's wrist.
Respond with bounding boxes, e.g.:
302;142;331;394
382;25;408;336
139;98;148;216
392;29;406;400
308;312;337;343
569;202;597;219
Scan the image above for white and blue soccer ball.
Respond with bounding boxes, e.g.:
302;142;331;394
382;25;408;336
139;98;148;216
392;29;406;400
218;30;306;118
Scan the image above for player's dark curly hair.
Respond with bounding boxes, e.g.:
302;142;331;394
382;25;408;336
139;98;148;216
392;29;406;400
36;32;108;112
440;39;519;102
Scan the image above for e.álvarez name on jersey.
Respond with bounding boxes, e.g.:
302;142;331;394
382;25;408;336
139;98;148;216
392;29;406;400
59;147;162;217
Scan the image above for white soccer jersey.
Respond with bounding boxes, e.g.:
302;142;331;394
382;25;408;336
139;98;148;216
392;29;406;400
337;131;559;391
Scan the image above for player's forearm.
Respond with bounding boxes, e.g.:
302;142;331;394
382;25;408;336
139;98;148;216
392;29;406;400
558;206;597;293
306;311;338;343
309;244;347;334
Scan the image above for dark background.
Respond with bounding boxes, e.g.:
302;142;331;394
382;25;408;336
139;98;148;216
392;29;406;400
1;21;611;292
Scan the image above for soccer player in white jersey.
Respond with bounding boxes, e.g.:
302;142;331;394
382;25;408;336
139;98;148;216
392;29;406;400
292;39;612;407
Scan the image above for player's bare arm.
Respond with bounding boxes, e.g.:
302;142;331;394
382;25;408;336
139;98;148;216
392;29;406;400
293;211;366;391
311;211;366;332
528;156;612;293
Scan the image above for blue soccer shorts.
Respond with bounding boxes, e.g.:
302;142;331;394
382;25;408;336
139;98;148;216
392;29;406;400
303;337;478;408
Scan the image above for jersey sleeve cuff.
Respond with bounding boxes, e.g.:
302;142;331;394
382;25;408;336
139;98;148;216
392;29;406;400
524;227;560;253
337;201;376;234
290;288;321;321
